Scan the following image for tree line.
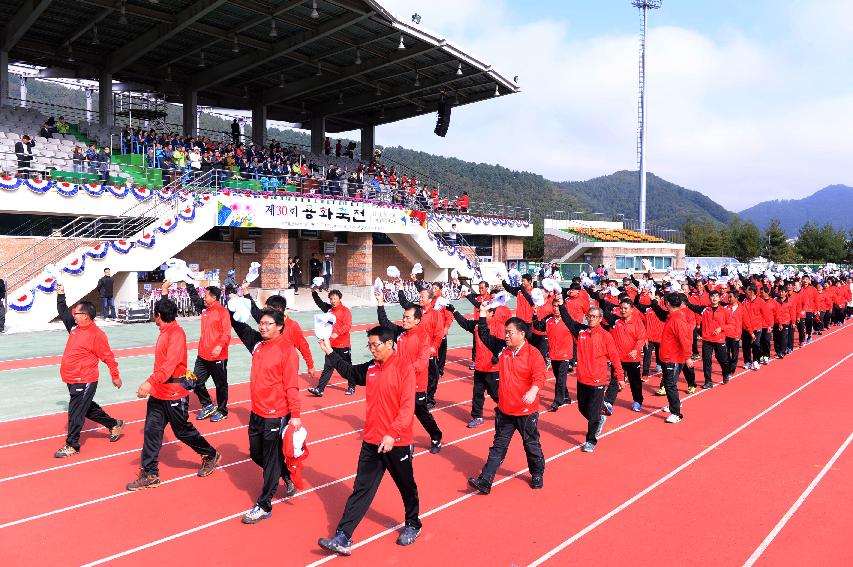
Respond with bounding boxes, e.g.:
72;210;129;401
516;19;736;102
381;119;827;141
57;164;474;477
684;217;853;264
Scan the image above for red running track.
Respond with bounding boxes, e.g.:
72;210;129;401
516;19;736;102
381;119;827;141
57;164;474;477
0;326;851;566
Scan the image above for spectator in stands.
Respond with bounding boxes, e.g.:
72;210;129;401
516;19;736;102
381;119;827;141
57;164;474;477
86;143;99;174
335;140;342;158
231;119;240;144
39;122;52;139
57;116;70;135
189;147;202;173
458;191;470;212
98;147;112;182
173;146;187;169
324;137;331;156
15;135;35;175
70;146;84;174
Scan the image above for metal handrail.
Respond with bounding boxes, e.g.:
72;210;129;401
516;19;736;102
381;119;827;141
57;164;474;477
1;171;214;293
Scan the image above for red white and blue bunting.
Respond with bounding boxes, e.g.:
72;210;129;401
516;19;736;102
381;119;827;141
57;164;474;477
8;289;36;312
25;178;52;193
130;186;152;201
61;255;86;275
136;232;156;247
35;276;58;293
178;205;196;221
157;217;179;234
0;176;23;191
84;242;109;259
108;184;130;198
84;183;105;197
56;182;79;197
111;239;134;254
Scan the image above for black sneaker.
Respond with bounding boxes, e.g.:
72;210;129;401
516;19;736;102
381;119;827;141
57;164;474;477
425;400;436;410
198;451;221;477
396;525;421;546
547;402;561;412
307;387;324;397
109;420;125;442
319;531;352;556
126;468;160;491
429;439;442;454
345;387;355;395
701;382;714;389
283;477;297;497
530;475;544;489
467;476;491;495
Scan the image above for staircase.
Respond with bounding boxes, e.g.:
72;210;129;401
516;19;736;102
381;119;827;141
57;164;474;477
1;172;218;330
388;215;479;281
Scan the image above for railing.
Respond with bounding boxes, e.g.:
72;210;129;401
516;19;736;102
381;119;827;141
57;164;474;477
0;171;215;294
425;214;480;271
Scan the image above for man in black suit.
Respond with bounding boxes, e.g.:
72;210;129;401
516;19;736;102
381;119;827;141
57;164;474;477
15;135;36;174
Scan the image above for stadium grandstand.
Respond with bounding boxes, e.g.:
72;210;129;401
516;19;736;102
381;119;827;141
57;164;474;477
0;0;528;331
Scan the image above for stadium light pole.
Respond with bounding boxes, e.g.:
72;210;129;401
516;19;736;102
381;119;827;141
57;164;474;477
633;0;661;234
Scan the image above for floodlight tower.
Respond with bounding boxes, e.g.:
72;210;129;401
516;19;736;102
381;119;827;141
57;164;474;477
633;0;661;234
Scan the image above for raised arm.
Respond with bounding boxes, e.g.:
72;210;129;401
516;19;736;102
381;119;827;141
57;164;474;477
476;316;506;356
466;293;482;309
312;290;331;312
447;303;476;333
326;350;371;387
56;292;75;332
186;284;206;313
502;279;520;296
229;311;263;353
376;305;404;340
557;303;585;338
649;299;670;322
397;289;417;310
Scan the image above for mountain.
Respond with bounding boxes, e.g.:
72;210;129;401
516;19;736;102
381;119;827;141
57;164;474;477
739;185;853;236
555;171;735;230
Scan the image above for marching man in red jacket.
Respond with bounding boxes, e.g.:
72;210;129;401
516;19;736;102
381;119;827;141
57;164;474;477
53;286;124;458
556;297;624;451
656;293;695;423
127;298;220;491
468;306;546;493
685;289;733;388
317;326;421;556
309;288;354;396
182;282;232;422
230;308;302;524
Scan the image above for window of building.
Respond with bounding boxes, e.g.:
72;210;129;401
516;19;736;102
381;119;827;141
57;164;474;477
615;255;673;272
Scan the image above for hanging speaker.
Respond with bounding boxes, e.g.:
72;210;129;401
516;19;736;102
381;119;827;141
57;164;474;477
434;100;451;137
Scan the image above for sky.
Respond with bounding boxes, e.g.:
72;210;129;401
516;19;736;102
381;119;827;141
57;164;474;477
333;0;853;212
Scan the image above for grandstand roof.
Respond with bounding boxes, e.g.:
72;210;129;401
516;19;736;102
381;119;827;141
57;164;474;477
1;0;519;133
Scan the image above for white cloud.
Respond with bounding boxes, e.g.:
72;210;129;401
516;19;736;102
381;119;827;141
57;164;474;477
366;1;852;212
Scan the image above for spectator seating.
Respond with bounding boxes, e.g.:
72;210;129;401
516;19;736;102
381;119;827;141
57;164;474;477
0;106;125;179
566;226;666;243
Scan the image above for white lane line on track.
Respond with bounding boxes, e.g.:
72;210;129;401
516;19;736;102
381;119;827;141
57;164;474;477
0;351;471;443
741;429;853;567
0;397;476;530
525;351;853;567
0;346;472;424
21;324;853;565
0;363;472;483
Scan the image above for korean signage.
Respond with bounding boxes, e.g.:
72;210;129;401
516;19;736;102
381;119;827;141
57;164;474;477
216;196;413;234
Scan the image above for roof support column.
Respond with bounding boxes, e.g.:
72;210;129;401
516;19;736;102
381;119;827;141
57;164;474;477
360;125;374;161
98;71;113;126
252;101;267;146
310;114;325;156
182;89;198;137
0;51;9;107
19;75;27;107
